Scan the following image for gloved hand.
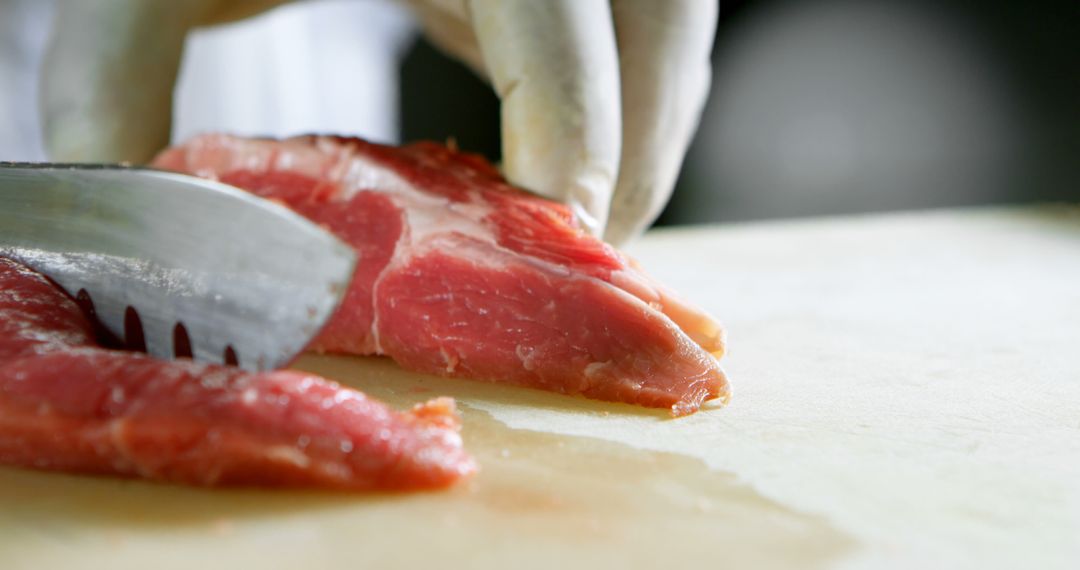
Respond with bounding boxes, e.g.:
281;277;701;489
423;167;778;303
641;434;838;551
42;0;717;244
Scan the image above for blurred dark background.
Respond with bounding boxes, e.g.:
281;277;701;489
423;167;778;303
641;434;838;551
401;0;1079;227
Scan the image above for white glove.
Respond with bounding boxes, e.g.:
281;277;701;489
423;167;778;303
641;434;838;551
42;0;717;244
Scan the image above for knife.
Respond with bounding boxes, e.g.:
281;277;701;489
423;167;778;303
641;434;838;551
0;162;356;371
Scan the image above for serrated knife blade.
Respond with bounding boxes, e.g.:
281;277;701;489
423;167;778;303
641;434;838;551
0;162;356;371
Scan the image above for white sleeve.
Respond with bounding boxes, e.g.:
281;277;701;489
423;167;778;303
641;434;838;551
0;0;55;161
173;0;416;146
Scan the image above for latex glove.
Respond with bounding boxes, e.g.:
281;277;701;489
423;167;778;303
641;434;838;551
41;0;717;244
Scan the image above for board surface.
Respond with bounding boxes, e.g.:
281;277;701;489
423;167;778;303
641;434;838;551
2;206;1078;569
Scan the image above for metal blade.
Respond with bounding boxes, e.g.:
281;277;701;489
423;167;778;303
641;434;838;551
0;162;356;371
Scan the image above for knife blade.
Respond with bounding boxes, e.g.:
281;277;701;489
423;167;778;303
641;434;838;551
0;162;356;371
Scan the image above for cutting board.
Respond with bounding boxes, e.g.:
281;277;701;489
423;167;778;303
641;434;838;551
2;206;1078;569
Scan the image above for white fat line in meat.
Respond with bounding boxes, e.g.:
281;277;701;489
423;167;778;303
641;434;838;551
366;210;405;355
326;137;498;355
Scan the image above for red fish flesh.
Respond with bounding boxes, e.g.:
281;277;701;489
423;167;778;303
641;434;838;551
154;135;729;416
0;257;475;489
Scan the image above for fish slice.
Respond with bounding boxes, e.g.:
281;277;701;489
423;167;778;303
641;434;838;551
0;162;356;371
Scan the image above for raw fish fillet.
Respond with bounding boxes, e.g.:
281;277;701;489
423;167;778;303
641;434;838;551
0;257;475;489
155;135;729;416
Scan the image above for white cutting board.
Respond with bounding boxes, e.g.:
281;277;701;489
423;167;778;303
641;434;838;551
1;206;1078;569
